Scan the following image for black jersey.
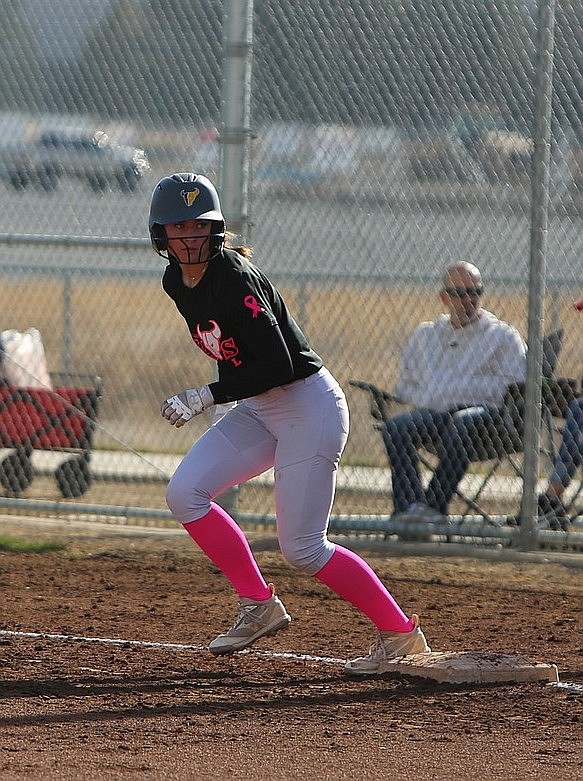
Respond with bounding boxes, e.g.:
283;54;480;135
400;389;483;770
162;249;323;403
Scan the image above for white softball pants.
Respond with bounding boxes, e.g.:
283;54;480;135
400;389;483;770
165;367;350;575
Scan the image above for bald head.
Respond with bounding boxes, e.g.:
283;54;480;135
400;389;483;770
440;261;484;328
442;261;482;290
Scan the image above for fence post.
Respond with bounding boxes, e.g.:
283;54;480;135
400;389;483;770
520;0;557;549
220;0;253;241
62;271;73;377
214;0;254;517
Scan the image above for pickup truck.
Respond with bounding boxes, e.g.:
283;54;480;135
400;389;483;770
0;129;150;193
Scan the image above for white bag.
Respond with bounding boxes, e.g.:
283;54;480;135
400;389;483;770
1;328;53;389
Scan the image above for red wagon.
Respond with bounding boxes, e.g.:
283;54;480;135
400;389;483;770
0;373;102;497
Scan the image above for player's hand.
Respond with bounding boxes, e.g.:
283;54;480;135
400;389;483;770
161;386;214;427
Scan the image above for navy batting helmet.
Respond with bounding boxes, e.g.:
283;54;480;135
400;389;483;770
149;173;225;260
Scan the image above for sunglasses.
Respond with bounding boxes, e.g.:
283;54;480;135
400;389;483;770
443;286;483;298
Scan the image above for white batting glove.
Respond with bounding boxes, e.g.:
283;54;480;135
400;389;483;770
161;385;215;427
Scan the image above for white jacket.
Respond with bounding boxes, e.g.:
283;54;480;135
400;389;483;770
395;310;527;412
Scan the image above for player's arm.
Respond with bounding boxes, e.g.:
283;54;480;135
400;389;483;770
161;321;294;424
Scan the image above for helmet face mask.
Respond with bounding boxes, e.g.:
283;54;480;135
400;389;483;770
149;173;225;262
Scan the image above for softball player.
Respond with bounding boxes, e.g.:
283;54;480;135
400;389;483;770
150;173;430;675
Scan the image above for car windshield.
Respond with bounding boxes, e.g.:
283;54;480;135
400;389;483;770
39;133;109;153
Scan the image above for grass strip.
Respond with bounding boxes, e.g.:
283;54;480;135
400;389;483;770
0;536;68;554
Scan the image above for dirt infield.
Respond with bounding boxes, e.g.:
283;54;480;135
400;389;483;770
1;518;582;780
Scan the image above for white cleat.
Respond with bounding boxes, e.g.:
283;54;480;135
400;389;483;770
208;583;291;655
345;614;431;676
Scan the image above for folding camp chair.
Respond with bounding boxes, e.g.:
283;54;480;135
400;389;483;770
350;330;569;528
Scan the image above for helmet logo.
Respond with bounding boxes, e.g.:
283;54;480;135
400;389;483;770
181;187;200;207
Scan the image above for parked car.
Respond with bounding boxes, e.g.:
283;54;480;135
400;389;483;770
0;128;150;193
407;127;532;185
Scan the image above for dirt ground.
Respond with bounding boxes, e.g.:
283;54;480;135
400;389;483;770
0;516;581;781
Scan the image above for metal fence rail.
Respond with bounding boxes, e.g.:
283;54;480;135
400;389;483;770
0;1;582;553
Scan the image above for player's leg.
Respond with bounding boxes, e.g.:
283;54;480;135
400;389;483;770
268;370;430;674
548;397;583;488
274;452;419;630
166;405;291;653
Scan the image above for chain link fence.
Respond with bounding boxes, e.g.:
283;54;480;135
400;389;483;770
0;0;582;547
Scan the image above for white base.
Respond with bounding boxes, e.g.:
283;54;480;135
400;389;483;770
382;651;559;684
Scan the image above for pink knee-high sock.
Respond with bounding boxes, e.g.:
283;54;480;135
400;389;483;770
314;545;414;632
183;503;271;602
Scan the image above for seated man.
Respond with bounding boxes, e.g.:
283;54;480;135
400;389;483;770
384;261;527;524
529;395;583;530
531;294;583;530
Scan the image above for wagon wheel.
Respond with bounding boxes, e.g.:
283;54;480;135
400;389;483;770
0;449;34;494
55;457;92;498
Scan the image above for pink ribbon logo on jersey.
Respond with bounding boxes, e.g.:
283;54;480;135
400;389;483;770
244;295;264;318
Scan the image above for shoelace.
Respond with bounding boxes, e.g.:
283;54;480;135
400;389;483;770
230;600;270;631
369;633;392;660
369;629;418;660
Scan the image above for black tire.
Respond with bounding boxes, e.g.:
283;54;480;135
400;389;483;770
87;175;108;193
55;457;92;498
8;171;29;190
116;168;139;192
36;169;59;192
0;450;34;493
